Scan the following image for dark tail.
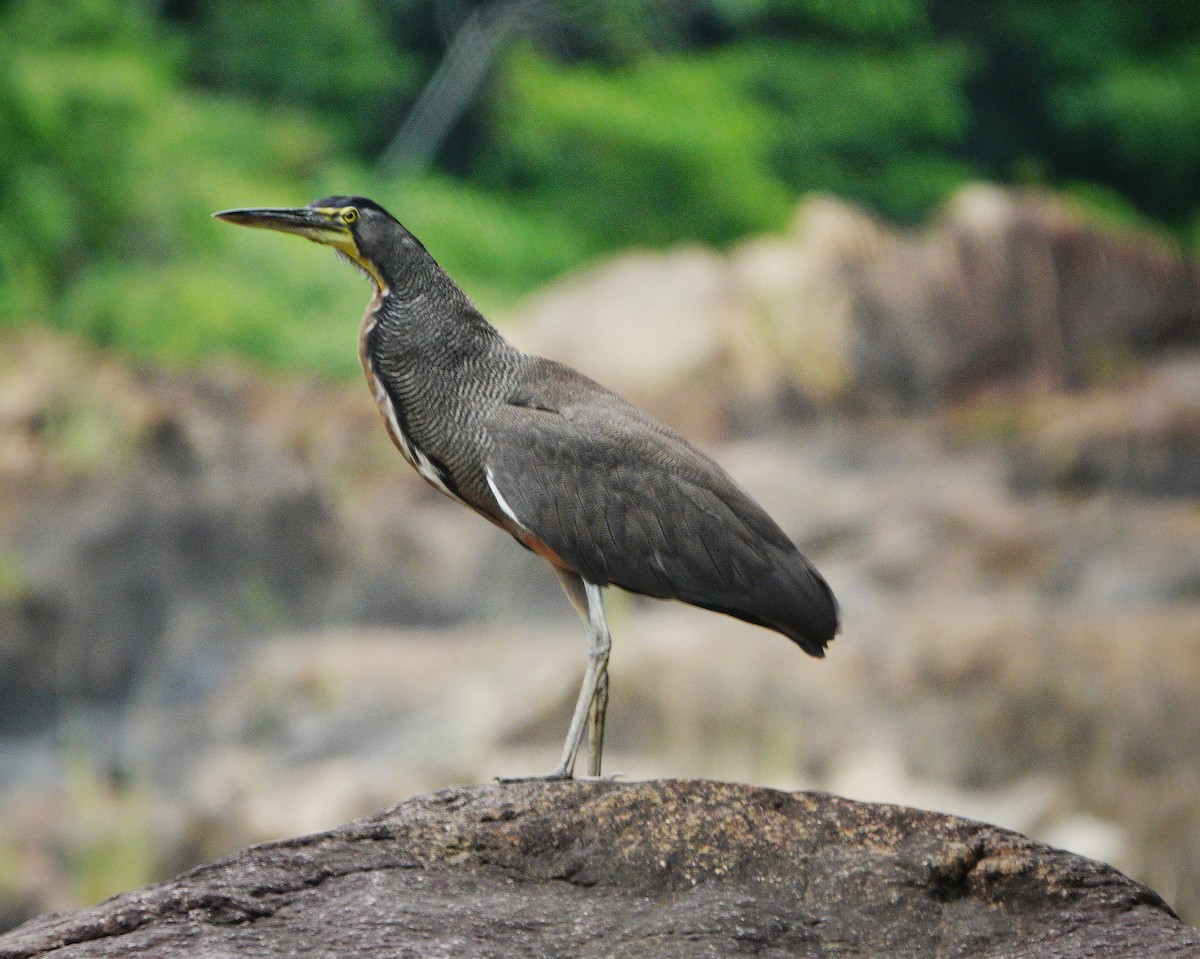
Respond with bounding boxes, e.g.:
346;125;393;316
770;551;840;657
681;546;840;659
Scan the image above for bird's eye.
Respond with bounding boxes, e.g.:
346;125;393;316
342;207;359;224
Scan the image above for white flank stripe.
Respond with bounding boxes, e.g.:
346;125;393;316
368;358;454;499
486;466;526;530
412;445;453;496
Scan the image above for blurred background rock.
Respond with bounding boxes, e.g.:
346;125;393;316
1;0;1198;934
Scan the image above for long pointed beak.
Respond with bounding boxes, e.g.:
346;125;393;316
214;204;388;291
212;206;352;249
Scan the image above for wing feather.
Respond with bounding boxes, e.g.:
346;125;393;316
485;378;839;656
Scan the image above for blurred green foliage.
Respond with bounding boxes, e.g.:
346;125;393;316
1;0;1197;376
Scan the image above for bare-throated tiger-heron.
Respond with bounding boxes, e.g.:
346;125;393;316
214;197;840;779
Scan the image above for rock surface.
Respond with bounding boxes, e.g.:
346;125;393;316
505;186;1200;421
2;780;1197;959
3;332;1200;930
3;189;1200;933
842;184;1200;409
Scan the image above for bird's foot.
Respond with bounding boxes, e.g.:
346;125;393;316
495;769;627;784
495;770;574;783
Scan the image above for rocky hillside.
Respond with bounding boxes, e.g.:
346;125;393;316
0;186;1197;932
3;780;1197;958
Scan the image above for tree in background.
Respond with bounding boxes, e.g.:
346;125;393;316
2;0;1197;369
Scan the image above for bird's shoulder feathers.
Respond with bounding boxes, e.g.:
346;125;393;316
483;358;838;655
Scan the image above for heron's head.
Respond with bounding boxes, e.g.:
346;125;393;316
213;196;422;293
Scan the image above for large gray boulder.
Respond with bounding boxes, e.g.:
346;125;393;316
503;187;1200;421
2;779;1196;958
843;185;1200;409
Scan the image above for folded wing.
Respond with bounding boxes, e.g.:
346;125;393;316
484;366;839;657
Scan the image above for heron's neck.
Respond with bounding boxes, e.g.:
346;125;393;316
368;271;515;384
